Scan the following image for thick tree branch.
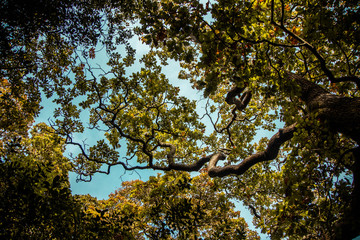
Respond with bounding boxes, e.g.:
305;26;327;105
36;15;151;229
287;72;328;105
290;73;360;143
208;123;297;177
331;76;360;89
157;142;224;172
225;85;252;111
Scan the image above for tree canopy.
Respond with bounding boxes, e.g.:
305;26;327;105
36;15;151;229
75;171;259;239
1;0;360;239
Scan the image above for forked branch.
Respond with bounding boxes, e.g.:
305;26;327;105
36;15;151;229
157;142;226;172
156;123;296;178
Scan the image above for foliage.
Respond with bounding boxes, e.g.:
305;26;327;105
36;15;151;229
0;77;39;151
0;123;77;239
1;123;250;239
1;0;360;239
0;0;135;150
77;171;258;239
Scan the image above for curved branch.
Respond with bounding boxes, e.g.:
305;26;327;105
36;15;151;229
225;86;252;111
208;123;297;177
158;142;176;165
248;205;261;219
157;142;225;172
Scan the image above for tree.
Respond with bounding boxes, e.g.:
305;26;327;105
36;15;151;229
1;123;249;239
2;0;360;239
133;1;360;238
76;171;258;239
0;123;79;239
0;0;135;148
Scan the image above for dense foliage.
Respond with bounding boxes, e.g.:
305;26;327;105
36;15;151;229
0;123;76;239
1;0;360;239
76;171;258;239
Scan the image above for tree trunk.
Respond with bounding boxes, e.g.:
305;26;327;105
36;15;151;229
293;74;360;143
293;74;360;239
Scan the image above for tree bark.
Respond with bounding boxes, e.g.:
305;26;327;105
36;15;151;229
290;74;360;239
292;74;360;143
207;123;296;177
